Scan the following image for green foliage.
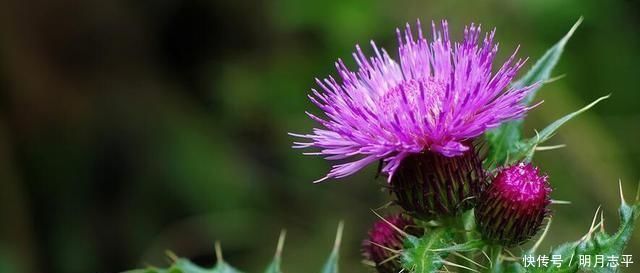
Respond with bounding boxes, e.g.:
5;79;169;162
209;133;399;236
485;120;523;169
508;95;609;163
522;185;640;273
484;18;582;169
401;221;487;273
125;225;343;273
574;189;640;273
127;194;639;273
513;17;583;106
124;258;244;273
401;228;456;273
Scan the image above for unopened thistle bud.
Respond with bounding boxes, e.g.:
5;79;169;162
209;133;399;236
362;214;423;273
390;145;485;219
475;162;551;246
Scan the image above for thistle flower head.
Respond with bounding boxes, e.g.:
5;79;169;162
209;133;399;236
292;20;536;182
475;162;551;246
391;144;485;219
362;214;422;273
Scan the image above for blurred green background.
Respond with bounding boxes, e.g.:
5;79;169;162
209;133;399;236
0;0;639;272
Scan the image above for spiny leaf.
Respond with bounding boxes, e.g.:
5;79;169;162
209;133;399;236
514;17;583;105
125;226;346;273
522;183;640;273
402;227;455;273
511;95;609;163
484;18;582;169
320;222;343;273
123;242;245;273
530;95;608;148
123;258;244;273
575;188;640;273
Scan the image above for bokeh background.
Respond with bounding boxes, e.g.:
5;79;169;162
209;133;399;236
1;0;639;272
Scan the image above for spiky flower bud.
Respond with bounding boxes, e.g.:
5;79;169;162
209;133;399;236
390;145;485;219
362;214;422;273
475;162;551;246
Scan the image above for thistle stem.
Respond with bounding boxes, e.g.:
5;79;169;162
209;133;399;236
440;211;480;271
488;245;503;273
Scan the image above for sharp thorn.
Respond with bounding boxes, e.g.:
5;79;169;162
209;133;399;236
275;229;287;258
600;210;605;233
589;206;601;232
543;74;566;84
442;260;479;273
581;215;604;241
367;240;401;254
530;217;552;254
451;251;487;269
535;144;567;151
550;199;572;205
214;241;224;262
370;209;409;237
619;179;626;205
333;221;344;253
481;250;492;268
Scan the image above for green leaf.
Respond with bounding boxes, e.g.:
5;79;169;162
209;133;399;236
402;227;456;273
522;183;640;273
320;222;343;273
510;95;609;163
124;225;346;273
122;244;244;273
575;186;640;273
514;17;583;105
484;121;523;169
264;231;287;273
123;258;244;273
484;18;582;169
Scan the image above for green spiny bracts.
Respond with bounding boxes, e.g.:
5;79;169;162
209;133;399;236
390;143;485;220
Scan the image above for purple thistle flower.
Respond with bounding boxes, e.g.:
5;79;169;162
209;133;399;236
292;20;537;183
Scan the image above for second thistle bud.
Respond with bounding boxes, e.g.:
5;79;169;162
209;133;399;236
475;162;551;246
362;214;422;273
390;144;485;219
